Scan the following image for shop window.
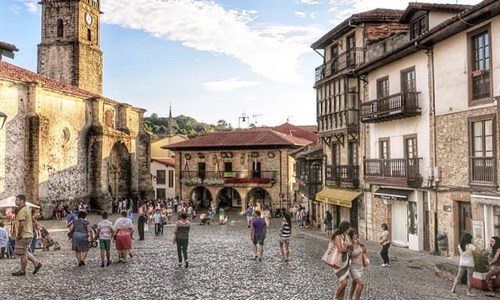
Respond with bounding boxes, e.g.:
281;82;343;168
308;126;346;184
408;201;418;235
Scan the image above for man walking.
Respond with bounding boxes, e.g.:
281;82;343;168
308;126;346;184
250;210;267;261
12;194;42;276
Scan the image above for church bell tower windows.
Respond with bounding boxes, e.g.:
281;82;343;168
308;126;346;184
56;19;63;38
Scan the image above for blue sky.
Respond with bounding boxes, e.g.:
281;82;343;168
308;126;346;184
0;0;480;127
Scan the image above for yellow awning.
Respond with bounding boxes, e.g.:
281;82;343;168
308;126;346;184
315;188;361;208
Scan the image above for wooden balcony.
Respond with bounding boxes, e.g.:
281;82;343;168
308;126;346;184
360;92;421;123
364;158;422;188
325;165;359;188
180;171;277;186
299;181;322;200
318;108;359;136
470;157;495;185
315;48;365;83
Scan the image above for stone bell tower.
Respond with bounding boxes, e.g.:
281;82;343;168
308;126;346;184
38;0;103;94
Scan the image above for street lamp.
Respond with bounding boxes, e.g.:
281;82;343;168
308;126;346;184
0;111;7;130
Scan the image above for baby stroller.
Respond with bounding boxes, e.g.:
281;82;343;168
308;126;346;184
89;224;98;248
40;227;61;251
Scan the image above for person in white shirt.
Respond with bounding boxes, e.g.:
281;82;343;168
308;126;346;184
451;233;481;296
0;222;8;258
378;223;391;267
97;212;114;267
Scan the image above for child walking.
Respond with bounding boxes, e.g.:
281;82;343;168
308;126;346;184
97;211;114;267
173;213;191;268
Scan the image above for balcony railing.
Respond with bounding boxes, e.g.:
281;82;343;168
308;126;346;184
360;91;421;123
299;183;323;200
319;108;359;135
325;165;359;187
470;157;495;184
364;158;422;187
180;171;277;186
315;48;365;82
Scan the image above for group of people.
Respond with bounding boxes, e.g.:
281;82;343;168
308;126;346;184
327;222;391;300
451;233;500;297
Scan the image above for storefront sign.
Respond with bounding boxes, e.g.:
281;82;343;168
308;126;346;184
472;220;484;240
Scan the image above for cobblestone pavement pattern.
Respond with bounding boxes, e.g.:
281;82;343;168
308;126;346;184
0;211;493;299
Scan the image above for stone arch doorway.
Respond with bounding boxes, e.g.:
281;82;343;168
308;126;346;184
107;141;132;206
190;186;213;208
217;187;242;208
247;188;272;208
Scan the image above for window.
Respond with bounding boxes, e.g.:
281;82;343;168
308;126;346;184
348;141;358;166
410;15;427;40
401;67;416;93
470;116;495;183
198;162;206;179
156;188;166;200
156;170;166;185
379;138;390;159
377;77;389;98
224;162;232;172
168;170;174;188
405;135;418;176
331;45;339;71
87;29;92;41
470;28;491;100
332;143;340;166
494;206;500;236
408;202;418;235
57;19;64;38
346;34;356;66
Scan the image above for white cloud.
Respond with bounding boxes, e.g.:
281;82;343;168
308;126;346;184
13;0;38;13
202;78;260;92
101;0;322;83
299;0;320;4
295;11;307;18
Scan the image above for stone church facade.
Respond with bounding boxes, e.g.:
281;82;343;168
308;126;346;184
0;0;153;216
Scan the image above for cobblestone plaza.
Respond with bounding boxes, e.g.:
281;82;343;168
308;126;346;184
0;212;494;300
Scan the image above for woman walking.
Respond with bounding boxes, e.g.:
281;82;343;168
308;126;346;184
378;223;391;267
331;221;353;300
173;213;191;268
348;229;366;300
113;210;134;263
279;213;292;262
485;236;500;297
72;210;94;266
451;233;479;296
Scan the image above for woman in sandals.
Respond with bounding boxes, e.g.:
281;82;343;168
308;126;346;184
331;221;353;300
278;212;292;262
485;236;500;297
348;229;366;300
451;233;481;296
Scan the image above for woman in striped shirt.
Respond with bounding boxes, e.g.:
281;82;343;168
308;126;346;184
279;212;292;262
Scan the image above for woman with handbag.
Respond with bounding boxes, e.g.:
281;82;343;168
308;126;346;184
348;229;367;300
330;221;353;300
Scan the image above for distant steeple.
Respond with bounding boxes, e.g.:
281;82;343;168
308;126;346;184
166;105;175;136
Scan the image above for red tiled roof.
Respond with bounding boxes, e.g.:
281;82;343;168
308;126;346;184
0;61;144;110
151;157;175;167
400;2;472;22
273;123;318;143
164;129;311;150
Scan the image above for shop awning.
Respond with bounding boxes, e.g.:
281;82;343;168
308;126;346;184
315;188;361;208
374;188;412;201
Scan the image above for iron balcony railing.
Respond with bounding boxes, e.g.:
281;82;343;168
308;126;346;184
180;171;277;185
325;165;359;187
470;157;495;184
360;91;421;123
315;48;365;82
364;158;422;187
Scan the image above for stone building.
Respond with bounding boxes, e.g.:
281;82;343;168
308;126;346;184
314;0;500;255
164;128;311;211
0;0;153;216
311;8;408;236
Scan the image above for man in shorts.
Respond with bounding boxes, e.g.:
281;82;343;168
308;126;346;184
97;211;114;267
12;194;42;276
250;210;267;261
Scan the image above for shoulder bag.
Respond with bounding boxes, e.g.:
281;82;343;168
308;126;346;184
322;241;342;269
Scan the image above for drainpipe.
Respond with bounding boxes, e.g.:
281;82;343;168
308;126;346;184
280;148;283;208
426;47;439;254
